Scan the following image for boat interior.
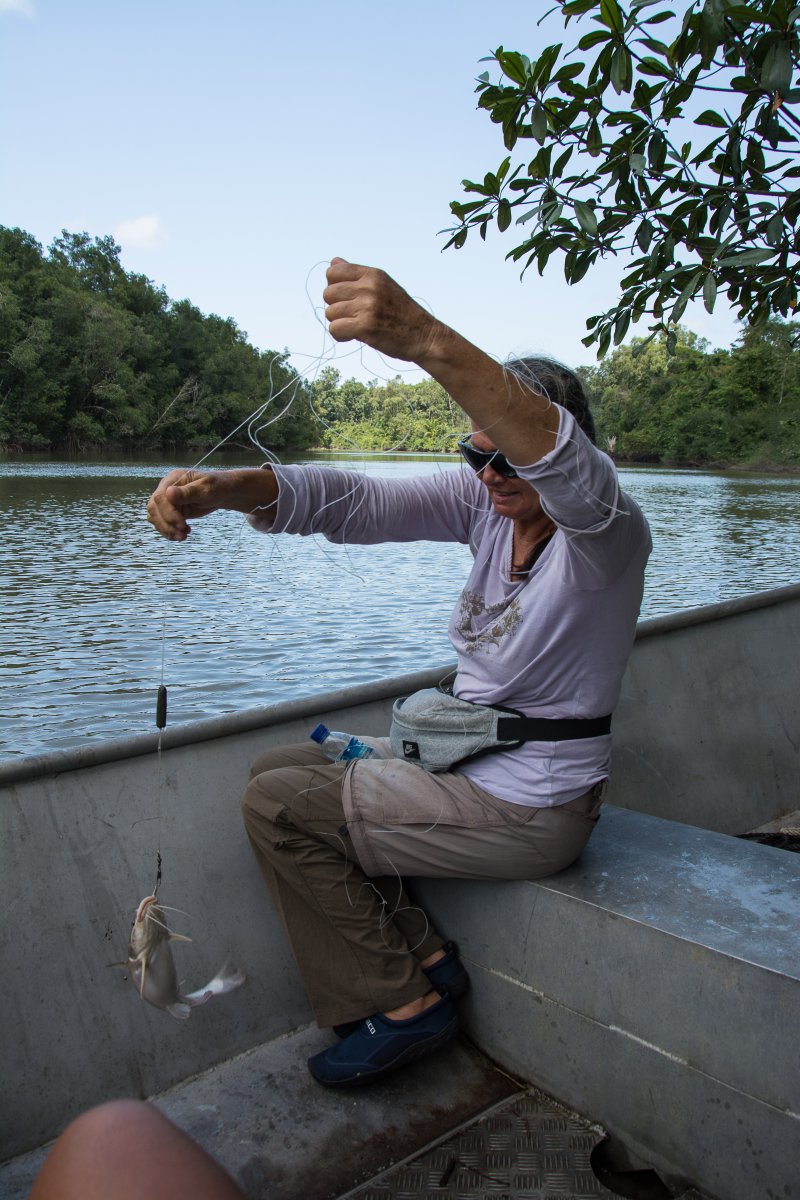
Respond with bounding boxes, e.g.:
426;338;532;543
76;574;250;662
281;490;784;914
1;584;798;1200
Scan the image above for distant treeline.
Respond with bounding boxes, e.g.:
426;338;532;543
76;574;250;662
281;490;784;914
583;323;800;469
314;325;800;469
0;226;318;453
2;225;799;468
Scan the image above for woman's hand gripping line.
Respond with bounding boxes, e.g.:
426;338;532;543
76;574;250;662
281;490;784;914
146;468;279;542
324;258;562;470
324;258;443;365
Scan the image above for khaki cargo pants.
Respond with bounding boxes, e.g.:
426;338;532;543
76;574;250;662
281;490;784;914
240;740;604;1028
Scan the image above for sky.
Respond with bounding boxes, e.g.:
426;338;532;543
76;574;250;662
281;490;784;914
0;0;744;386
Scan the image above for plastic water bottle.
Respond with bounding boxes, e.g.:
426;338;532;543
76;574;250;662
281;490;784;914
310;723;381;762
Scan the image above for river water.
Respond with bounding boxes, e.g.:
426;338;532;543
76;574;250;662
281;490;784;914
1;453;798;760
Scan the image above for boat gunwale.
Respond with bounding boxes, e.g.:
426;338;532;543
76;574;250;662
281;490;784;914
3;581;799;788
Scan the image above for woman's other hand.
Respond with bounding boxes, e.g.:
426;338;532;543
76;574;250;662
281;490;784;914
146;468;278;541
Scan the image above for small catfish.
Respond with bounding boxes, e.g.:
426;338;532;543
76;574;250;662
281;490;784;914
128;894;245;1020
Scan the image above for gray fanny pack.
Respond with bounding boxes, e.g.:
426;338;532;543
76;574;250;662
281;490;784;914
389;687;612;773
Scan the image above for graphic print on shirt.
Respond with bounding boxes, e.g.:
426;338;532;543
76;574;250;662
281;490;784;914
456;589;523;655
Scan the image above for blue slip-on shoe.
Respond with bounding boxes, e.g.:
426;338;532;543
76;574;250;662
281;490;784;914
310;993;458;1087
332;942;469;1039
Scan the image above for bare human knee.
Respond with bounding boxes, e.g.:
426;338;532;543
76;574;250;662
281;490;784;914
29;1100;245;1200
29;1101;160;1200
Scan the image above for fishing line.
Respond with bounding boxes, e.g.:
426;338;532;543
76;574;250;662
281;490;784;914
247;466;372;585
166;272;441;584
336;834;433;959
278;764;434;957
129;266;544;998
144;262;618;888
159;276;634;1004
181;261;432;470
150;589;169;897
304;259;437;389
340;820;435;958
497;359;631;521
144;278;346;887
145;378;198;439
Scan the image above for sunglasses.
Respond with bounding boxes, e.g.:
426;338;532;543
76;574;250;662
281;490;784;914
457;436;518;479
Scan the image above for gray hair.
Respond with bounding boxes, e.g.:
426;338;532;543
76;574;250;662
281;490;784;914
506;356;596;445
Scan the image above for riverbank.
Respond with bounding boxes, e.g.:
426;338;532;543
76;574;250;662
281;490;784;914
614;455;800;476
4;442;800;477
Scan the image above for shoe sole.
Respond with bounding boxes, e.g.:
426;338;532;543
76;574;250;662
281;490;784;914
309;1017;459;1088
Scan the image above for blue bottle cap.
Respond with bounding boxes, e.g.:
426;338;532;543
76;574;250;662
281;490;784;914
310;723;329;743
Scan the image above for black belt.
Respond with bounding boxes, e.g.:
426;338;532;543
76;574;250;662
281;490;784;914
495;713;612;742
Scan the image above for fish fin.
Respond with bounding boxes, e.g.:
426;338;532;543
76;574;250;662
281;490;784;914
168;932;193;944
166;1002;192;1020
183;964;246;1007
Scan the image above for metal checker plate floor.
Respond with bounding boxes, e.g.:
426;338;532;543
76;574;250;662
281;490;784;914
341;1089;617;1200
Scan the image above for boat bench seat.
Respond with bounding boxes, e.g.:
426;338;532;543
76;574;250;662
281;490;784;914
414;803;800;1200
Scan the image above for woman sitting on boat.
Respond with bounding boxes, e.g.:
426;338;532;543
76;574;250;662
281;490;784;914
146;258;652;1089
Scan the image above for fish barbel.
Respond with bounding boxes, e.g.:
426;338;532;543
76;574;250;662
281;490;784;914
128;894;245;1020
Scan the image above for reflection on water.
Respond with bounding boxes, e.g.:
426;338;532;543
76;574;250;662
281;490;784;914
1;454;798;759
629;469;800;607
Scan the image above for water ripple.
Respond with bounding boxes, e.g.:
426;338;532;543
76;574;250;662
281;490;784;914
1;457;798;759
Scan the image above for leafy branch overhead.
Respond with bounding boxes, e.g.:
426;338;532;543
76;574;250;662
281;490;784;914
444;0;800;356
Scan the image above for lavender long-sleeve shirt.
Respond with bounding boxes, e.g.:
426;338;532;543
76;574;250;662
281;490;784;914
251;409;651;806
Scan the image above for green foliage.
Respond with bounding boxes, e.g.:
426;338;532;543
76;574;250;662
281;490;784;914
446;1;800;356
0;226;321;452
310;371;463;452
312;326;800;467
3;225;796;468
585;318;800;464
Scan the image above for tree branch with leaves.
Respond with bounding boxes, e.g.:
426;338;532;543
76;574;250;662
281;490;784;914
444;0;800;356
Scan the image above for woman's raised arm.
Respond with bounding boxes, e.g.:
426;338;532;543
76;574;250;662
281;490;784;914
323;258;561;465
